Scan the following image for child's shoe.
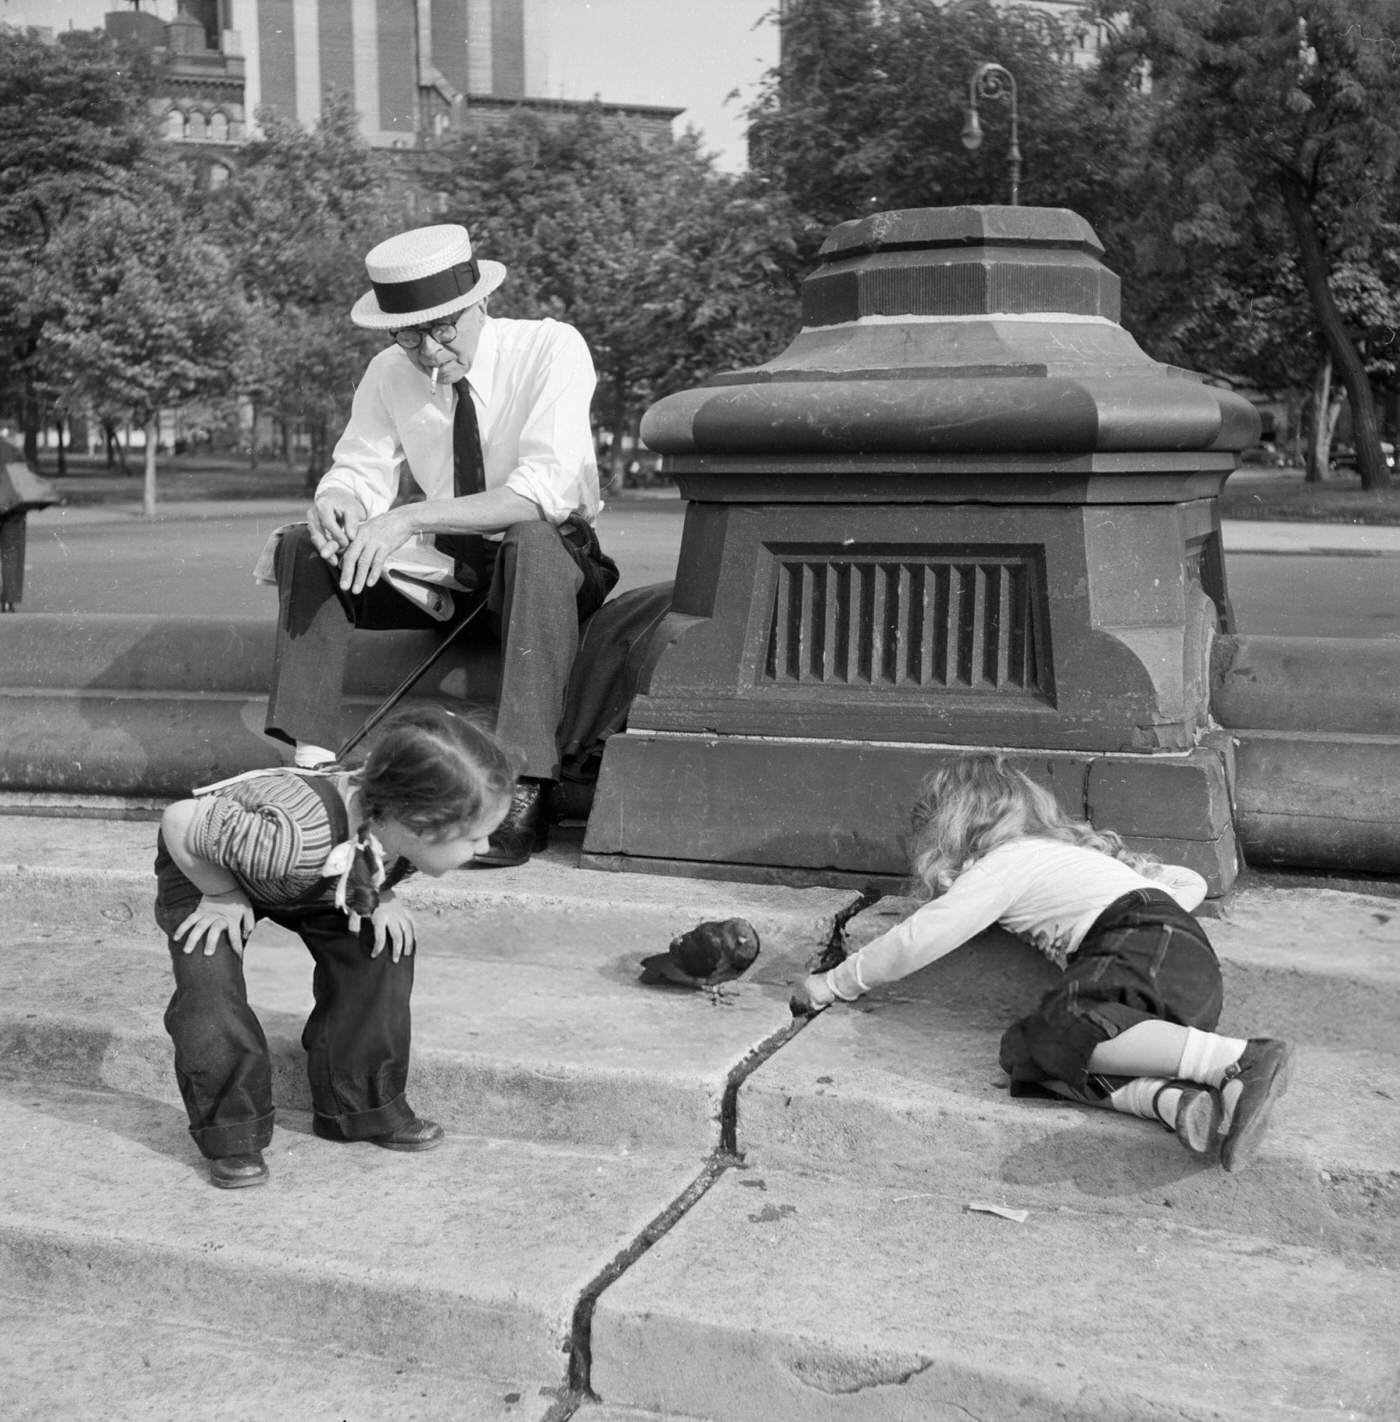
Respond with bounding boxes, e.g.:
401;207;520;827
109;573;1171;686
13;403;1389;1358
313;1114;444;1151
1220;1038;1294;1172
1153;1080;1222;1156
209;1151;268;1189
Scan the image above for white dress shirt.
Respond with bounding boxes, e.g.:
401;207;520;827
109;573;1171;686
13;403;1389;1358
317;315;601;530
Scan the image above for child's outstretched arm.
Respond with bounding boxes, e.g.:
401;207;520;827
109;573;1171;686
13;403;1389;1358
160;799;255;957
790;859;1016;1015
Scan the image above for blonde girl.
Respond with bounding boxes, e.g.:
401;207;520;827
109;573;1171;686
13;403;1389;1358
155;705;513;1189
791;753;1292;1172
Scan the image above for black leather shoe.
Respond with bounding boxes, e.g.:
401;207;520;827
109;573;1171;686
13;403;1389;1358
209;1152;268;1189
313;1115;445;1152
471;777;550;868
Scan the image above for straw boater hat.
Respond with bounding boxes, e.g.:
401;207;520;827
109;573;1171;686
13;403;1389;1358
349;224;507;330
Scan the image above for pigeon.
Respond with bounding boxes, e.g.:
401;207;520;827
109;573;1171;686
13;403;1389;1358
639;918;761;988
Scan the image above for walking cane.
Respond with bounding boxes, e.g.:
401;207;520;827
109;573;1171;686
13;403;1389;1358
335;595;487;761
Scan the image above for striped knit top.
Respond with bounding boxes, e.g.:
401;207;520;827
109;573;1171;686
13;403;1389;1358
190;769;351;906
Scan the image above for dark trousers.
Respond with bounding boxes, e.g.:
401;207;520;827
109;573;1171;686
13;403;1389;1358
155;837;416;1159
265;519;616;781
999;888;1224;1093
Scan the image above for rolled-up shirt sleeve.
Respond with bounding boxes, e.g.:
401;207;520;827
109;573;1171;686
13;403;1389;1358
190;796;305;901
502;322;598;525
316;352;404;520
1144;862;1208;912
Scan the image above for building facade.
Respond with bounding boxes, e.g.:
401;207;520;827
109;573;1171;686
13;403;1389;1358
89;1;679;187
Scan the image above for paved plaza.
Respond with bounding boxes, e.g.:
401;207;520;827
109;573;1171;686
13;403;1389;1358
1;487;1397;1420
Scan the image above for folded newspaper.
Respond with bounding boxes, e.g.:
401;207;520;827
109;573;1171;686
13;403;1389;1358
252;524;468;622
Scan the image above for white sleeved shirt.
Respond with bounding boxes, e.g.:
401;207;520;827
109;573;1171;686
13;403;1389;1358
317;316;600;530
820;837;1207;1003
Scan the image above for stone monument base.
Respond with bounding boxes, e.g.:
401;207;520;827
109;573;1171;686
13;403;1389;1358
581;732;1237;893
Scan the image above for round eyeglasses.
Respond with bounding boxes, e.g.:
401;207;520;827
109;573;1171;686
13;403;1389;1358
392;321;459;350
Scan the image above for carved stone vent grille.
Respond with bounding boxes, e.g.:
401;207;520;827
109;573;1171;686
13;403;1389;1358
763;545;1051;696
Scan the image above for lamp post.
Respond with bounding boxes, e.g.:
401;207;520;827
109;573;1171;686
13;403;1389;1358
961;62;1021;205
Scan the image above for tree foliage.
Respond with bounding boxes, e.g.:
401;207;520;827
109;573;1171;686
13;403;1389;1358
203;92;402;483
422;109;802;481
39;161;245;510
746;0;1128;241
1093;0;1400;486
0;23;160;458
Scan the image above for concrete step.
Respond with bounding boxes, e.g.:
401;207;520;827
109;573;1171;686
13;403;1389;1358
588;1161;1400;1422
6;810;1398;1420
0;1078;694;1420
0;1292;564;1422
733;885;1400;1243
2;820;856;1155
0;614;499;798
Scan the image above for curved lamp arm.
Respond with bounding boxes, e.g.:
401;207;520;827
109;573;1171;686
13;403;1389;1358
962;61;1021;205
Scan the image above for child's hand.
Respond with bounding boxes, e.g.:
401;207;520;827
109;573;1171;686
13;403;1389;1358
176;890;254;958
367;894;417;962
789;974;836;1018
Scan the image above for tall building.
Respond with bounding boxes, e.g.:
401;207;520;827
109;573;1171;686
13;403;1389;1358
13;2;681;186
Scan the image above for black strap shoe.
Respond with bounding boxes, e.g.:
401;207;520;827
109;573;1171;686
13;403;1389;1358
471;777;550;868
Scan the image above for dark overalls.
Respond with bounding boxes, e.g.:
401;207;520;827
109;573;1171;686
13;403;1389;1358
999;887;1224;1095
155;775;417;1160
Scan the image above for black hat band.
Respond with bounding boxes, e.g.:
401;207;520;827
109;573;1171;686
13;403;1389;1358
372;258;481;315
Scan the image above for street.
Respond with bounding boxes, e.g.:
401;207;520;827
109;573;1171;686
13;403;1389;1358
13;496;1400;638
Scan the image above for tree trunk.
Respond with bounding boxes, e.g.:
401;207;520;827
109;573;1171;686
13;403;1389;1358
142;414;158;518
1282;390;1304;467
21;382;40;468
1279;169;1390;489
303;412;328;496
54;420;67;477
1304;355;1334;483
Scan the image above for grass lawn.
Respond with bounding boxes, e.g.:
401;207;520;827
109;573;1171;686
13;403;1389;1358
28;452;1400;525
1220;467;1400;525
36;453;308;505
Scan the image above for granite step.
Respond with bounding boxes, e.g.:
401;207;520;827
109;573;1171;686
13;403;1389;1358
0;1078;695;1421
587;1159;1400;1422
733;885;1400;1242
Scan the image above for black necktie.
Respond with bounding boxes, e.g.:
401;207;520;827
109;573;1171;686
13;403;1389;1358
438;378;489;582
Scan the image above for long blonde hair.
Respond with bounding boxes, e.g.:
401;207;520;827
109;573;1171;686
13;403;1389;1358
908;752;1156;897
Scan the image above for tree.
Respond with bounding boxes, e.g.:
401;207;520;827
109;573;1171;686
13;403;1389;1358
40;163;245;514
0;24;159;463
746;0;1127;243
205;93;401;486
1095;0;1400;488
422;110;802;484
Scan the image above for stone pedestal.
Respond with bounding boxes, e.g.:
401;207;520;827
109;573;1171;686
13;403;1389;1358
582;207;1258;891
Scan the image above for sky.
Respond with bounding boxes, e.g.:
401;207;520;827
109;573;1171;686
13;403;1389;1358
2;0;780;171
529;0;779;170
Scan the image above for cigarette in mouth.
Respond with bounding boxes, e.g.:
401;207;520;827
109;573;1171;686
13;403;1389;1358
431;366;439;394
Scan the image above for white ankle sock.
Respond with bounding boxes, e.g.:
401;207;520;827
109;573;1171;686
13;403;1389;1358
293;743;336;768
1108;1076;1174;1123
1177;1026;1248;1087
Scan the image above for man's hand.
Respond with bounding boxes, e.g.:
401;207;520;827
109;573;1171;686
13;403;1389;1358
175;889;255;959
366;895;417;962
307;490;366;565
336;507;416;595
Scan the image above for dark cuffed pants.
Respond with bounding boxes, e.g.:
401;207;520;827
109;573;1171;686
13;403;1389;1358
155;836;416;1159
999;887;1224;1094
264;519;615;781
